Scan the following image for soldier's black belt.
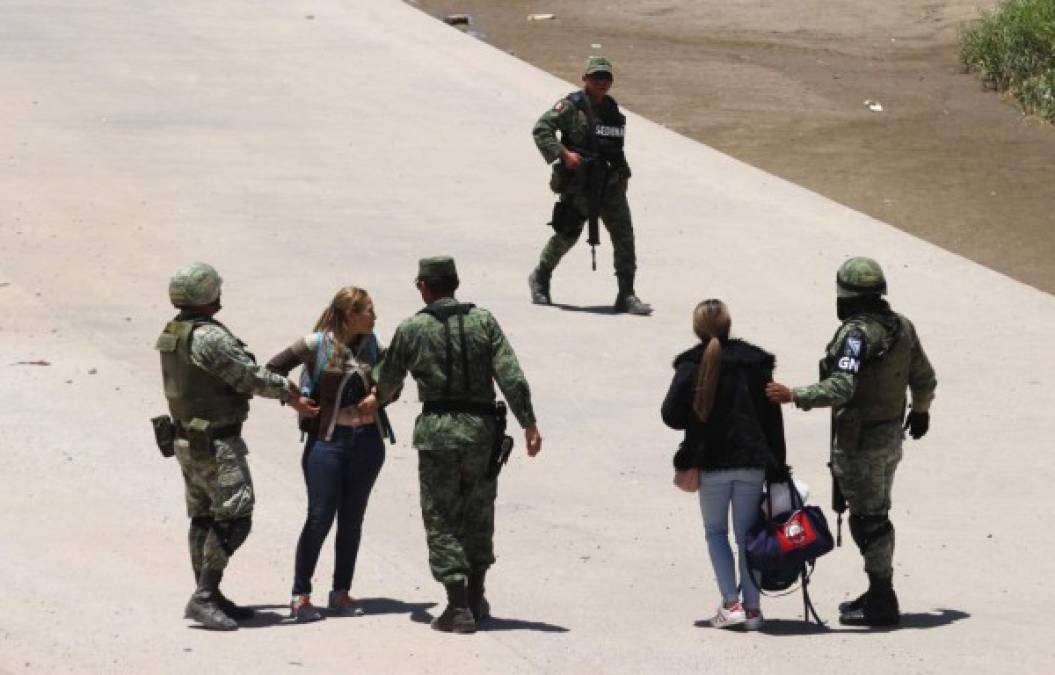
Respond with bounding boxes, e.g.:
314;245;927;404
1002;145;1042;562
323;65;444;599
174;422;243;440
421;401;497;417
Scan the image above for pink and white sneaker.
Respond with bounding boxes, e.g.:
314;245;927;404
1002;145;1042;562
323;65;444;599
709;601;746;629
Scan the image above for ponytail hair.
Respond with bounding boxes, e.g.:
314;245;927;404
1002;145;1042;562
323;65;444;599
313;286;371;366
691;299;731;422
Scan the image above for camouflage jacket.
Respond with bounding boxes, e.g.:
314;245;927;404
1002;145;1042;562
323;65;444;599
376;298;536;431
533;91;630;179
793;311;936;415
186;316;291;425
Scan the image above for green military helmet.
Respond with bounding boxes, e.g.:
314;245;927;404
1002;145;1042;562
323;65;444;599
836;257;887;298
169;262;222;307
416;256;458;283
584;55;613;77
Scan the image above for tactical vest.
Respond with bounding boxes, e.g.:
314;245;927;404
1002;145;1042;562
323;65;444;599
567;91;626;161
826;315;913;422
418;302;477;401
155;318;250;425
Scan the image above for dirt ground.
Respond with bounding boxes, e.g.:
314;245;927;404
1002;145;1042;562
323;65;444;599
411;0;1055;294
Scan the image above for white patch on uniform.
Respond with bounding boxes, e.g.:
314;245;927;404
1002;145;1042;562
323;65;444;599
846;336;862;357
837;356;860;373
553;100;566;112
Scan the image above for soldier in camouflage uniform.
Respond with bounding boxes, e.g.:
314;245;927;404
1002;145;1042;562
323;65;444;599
528;56;652;316
156;263;317;630
377;256;542;633
767;257;936;627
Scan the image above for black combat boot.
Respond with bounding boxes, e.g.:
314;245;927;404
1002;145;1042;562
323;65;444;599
213;571;255;621
528;268;551;305
841;516;896;621
431;580;476;634
467;571;490;622
184;569;239;631
614;274;652;316
839;573;900;627
838;590;868;615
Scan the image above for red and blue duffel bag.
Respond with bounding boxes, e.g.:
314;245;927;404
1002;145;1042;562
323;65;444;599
746;478;834;572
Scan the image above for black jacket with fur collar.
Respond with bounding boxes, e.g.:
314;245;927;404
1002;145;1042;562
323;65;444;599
661;338;787;473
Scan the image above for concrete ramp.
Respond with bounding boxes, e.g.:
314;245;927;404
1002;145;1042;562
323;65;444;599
1;1;1052;671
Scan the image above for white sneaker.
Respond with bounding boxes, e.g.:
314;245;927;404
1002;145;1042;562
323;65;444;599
744;609;764;631
709;602;746;629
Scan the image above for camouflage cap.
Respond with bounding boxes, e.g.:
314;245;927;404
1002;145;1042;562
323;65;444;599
169;262;222;307
584;56;613;77
836;257;887;298
416;256;458;282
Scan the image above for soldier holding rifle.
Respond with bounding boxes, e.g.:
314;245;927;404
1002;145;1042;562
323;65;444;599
529;56;651;315
766;257;936;627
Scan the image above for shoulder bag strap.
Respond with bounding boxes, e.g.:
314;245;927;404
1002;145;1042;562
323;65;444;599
306;331;331;395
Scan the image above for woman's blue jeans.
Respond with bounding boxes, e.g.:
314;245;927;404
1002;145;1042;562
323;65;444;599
698;468;764;610
292;424;385;596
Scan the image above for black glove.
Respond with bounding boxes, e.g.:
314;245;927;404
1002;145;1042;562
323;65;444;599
904;410;930;439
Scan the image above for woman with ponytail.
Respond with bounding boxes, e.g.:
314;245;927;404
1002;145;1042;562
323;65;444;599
267;287;394;622
661;299;787;630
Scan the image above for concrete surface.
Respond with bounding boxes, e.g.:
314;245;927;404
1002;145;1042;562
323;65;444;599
1;1;1053;672
414;0;1055;295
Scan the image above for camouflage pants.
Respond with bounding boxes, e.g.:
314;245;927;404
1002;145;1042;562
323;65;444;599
174;435;255;575
538;182;636;278
831;419;903;578
417;440;497;584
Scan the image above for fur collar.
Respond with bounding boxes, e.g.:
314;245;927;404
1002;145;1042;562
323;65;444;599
673;338;776;369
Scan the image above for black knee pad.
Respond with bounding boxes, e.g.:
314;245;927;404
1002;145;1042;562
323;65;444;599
212;516;252;556
849;514;893;554
190;516;214;531
226;516;252;554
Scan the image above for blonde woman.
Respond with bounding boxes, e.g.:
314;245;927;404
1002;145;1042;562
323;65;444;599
267;287;394;622
661;299;786;630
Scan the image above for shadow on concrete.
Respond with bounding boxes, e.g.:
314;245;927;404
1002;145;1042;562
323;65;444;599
549;303;617;315
413;610;570;632
185;605;288;630
191;598;441;629
359;597;437;622
237;609;287;628
872;608;970;632
719;608;970;636
480;615;570;633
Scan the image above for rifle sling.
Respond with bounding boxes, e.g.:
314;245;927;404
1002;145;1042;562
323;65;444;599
570;90;600;154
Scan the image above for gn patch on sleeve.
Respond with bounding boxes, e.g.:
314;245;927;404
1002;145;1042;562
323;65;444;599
834;329;867;374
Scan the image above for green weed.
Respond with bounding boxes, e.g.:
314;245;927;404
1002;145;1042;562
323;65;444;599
959;0;1055;121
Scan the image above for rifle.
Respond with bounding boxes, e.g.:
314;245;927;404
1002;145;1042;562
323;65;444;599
583;155;609;271
487;401;515;480
828;408;847;546
577;95;605;272
822;353;847;546
829;462;847;547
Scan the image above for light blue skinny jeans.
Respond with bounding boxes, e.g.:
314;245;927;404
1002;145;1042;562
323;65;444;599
698;468;764;610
